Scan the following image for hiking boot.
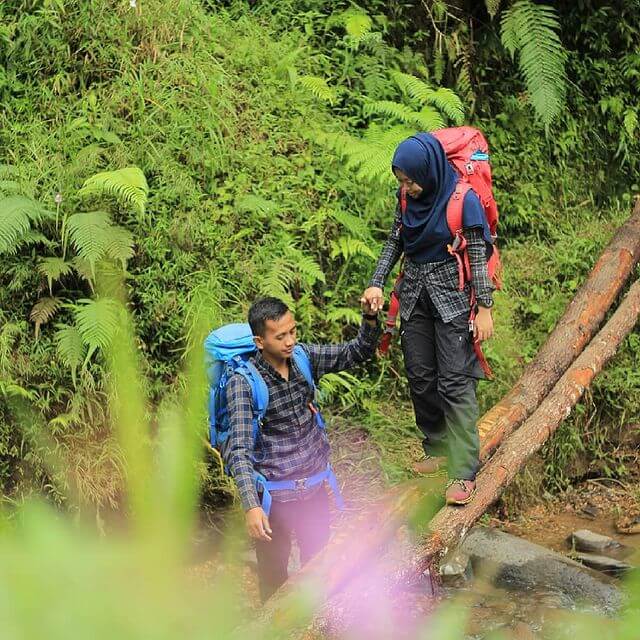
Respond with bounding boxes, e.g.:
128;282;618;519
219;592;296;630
412;456;447;475
445;479;477;505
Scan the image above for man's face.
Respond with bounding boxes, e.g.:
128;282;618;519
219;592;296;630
254;311;297;360
394;168;423;199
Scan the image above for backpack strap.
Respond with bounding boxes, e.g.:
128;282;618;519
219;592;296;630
292;345;315;391
234;357;269;442
292;345;326;430
446;181;471;235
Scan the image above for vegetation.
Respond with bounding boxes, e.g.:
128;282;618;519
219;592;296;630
1;0;640;516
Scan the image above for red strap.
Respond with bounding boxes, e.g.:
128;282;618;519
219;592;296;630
445;182;471;236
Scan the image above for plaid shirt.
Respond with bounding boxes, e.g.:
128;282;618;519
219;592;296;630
225;320;380;511
369;207;494;322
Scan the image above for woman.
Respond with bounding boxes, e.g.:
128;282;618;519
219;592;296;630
361;132;495;505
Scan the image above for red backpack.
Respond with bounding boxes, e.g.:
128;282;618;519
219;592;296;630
379;126;502;377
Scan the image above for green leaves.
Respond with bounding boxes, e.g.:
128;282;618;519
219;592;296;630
39;257;73;293
54;324;85;385
65;211;134;275
501;1;567;129
0;196;50;255
78;167;149;215
74;298;121;362
298;75;337;105
30;296;63;339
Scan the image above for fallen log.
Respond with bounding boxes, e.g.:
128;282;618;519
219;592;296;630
247;199;640;634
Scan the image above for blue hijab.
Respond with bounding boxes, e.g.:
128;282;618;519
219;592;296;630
392;132;491;263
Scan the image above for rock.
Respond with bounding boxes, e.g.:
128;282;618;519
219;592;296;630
579;505;599;519
459;526;623;615
439;550;472;586
574;552;632;577
615;514;640;535
569;529;626;554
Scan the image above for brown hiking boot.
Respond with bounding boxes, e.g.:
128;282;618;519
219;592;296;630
412;456;447;475
445;479;477;505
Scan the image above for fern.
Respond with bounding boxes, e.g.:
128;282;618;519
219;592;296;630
73;297;121;363
325;307;362;326
330;237;376;260
328;209;370;239
485;0;502;18
501;1;567;128
30;296;63;339
39;257;74;293
390;72;464;125
364;101;445;131
78;166;148;215
624;109;638;138
298;76;337;105
55;323;85;385
65;211;134;275
0;195;50;254
235;194;278;218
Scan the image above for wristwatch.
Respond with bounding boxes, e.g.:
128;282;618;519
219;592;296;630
477;298;494;309
362;312;378;320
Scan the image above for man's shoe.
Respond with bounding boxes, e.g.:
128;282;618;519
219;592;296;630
412;456;447;475
445;479;476;505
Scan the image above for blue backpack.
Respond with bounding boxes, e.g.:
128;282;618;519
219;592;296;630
204;323;344;515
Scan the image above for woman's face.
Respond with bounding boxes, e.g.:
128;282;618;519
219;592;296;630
393;168;423;199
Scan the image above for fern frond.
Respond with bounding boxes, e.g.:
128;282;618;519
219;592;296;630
78;166;148;215
289;249;326;285
501;1;567;128
485;0;501;18
73;297;121;363
391;72;434;106
39;257;74;293
259;257;296;306
0;381;35;400
426;88;464;125
343;10;372;38
325;307;362;325
0;195;48;254
30;296;63;339
236;194;279;218
624;109;638;137
55;323;85;384
0;165;19;179
0;180;21;195
104;225;134;269
327;209;370;239
330;237;376;260
298;76;337;105
66;211;133;275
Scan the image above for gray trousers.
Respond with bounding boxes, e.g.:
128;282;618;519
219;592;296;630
400;288;482;480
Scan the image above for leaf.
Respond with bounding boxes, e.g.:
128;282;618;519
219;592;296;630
325;307;362;325
73;297;122;363
65;211;133;275
55;323;85;385
39;257;74;293
500;1;567;128
330;237;376;260
298;75;337;105
30;296;63;339
343;10;372;39
0;195;47;254
485;0;502;18
235;194;278;218
78;166;148;215
624;109;638;138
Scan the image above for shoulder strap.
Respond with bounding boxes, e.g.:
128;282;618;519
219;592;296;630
234;357;269;428
446;181;472;235
292;345;315;391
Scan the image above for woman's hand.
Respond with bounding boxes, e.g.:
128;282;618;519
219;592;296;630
360;287;384;314
474;306;494;342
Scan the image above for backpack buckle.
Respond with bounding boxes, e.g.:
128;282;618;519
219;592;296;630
465;162;475;175
294;478;308;490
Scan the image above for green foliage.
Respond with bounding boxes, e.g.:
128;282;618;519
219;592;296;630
501;1;567;128
0;195;51;254
78;167;149;216
30;296;63;339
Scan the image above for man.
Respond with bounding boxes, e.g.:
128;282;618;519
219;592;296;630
226;296;380;601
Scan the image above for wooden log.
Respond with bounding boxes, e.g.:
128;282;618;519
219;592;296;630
247;199;640;635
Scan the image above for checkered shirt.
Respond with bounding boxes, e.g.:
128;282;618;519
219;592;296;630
369;207;494;322
225;320;380;511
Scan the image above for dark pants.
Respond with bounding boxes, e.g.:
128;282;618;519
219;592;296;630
400;289;482;481
255;487;330;602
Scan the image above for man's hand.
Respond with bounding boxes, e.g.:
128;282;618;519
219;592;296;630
360;287;384;314
245;507;272;542
474;306;494;342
